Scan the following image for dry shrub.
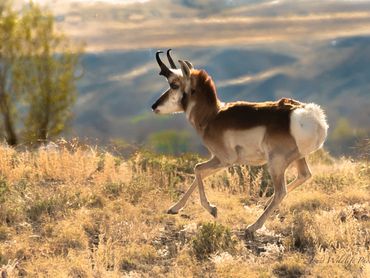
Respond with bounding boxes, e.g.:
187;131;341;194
0;177;8;203
210;165;272;200
312;173;355;192
289;211;325;252
85;194;105;209
103;182;123;199
290;209;368;254
311;159;364;192
125;176;152;205
283;191;330;213
341;188;370;204
308;149;335;165
312;247;369;278
168;248;200;277
0;143;368;277
26;195;68;222
313;211;368;250
0;226;8;241
68;266;88;278
90;236;119;273
309;263;352;278
272;254;306;278
51;221;88;256
118;243;158;273
24;255;85;278
213;253;269;278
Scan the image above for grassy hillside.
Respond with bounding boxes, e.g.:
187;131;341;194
0;143;369;277
73;36;370;156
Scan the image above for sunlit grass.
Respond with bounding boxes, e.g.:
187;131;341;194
0;143;369;277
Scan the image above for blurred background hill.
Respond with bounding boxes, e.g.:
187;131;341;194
11;0;370;156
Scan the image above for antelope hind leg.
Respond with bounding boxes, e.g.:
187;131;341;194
264;157;311;209
246;156;289;234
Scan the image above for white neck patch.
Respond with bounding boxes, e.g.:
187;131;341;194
186;101;196;124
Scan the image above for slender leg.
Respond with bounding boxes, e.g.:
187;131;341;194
167;178;198;214
246;156;288;233
194;158;224;217
264;157;311;208
167;156;223;215
286;157;311;193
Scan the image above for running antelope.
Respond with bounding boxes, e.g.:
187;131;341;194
151;49;328;234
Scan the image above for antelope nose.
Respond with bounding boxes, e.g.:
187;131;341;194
151;103;159;113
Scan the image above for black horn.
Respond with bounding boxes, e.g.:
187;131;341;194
166;49;177;69
156;50;172;78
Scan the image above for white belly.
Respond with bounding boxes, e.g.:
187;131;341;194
222;127;267;165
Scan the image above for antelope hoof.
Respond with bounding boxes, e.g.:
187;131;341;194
210;205;218;218
245;224;258;235
244;229;255;239
167;208;179;215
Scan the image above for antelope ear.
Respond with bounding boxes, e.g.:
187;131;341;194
178;60;190;79
184;60;194;70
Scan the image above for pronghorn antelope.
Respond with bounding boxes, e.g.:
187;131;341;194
151;49;328;234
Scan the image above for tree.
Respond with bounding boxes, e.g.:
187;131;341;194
0;1;83;146
0;1;19;145
328;117;368;156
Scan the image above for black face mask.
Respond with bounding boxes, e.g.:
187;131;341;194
181;92;188;110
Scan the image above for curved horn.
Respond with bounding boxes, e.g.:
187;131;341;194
156;50;172;78
166;49;177;69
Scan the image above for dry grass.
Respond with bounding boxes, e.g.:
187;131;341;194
0;143;369;277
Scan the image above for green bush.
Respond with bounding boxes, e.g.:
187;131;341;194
147;130;191;155
0;177;9;203
0;226;8;241
125;178;145;205
27;199;53;222
26;195;68;222
86;194;104;209
103;182;123;199
129;151;201;200
192;222;236;260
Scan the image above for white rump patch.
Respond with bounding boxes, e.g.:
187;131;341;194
290;103;329;155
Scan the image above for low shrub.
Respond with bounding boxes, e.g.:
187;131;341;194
273;255;306;278
192;222;236;260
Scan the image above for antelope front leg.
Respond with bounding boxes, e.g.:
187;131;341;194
167;178;198;214
167;157;223;215
194;157;224;217
195;172;217;217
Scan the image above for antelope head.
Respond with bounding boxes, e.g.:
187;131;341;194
151;49;194;114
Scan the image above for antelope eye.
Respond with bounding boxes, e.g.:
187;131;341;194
170;83;179;90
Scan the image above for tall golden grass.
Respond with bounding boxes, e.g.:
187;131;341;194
0;143;369;277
